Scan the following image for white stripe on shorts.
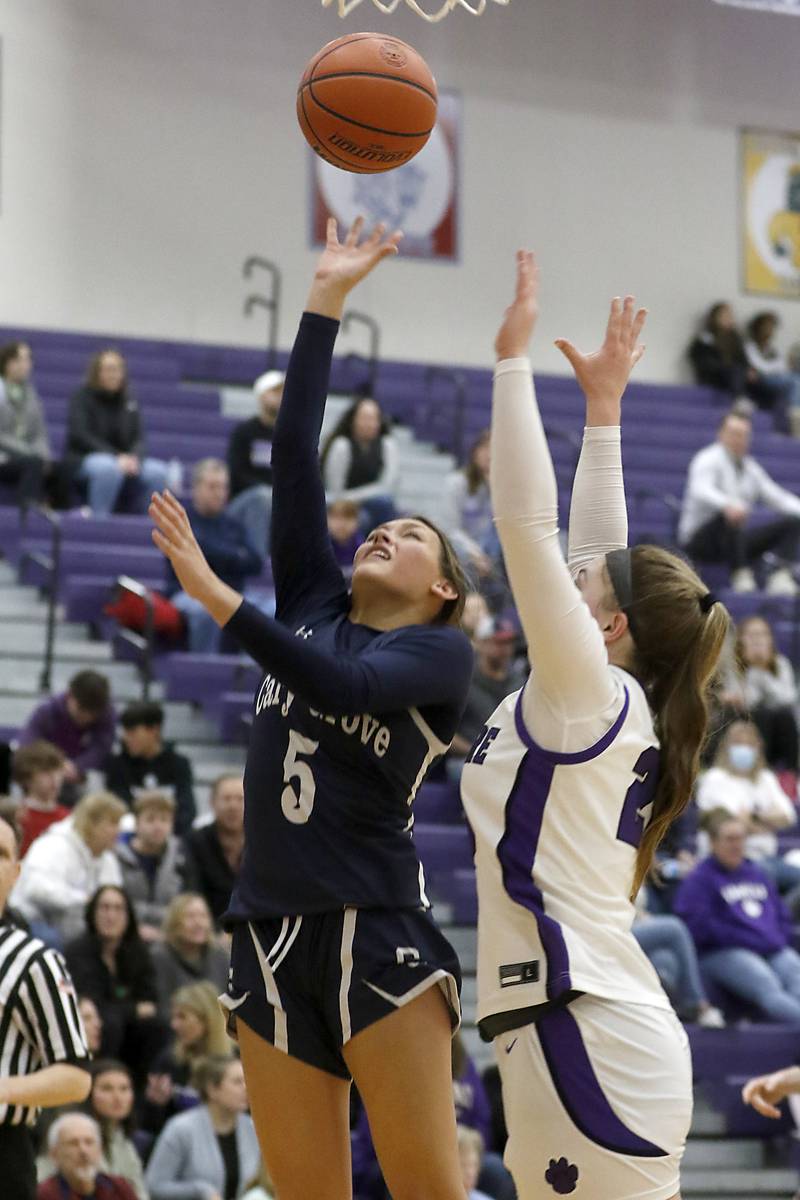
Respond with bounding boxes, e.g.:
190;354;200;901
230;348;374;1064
271;916;303;973
248;921;289;1053
339;909;357;1043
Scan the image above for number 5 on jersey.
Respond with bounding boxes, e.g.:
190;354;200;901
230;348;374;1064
281;729;320;824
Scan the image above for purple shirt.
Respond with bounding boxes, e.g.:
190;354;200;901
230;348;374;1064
674;854;793;957
19;692;116;774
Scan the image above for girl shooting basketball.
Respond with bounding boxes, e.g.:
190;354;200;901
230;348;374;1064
461;252;729;1200
149;217;473;1200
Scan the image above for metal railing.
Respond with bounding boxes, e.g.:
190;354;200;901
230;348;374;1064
243;256;282;370
342;310;380;395
19;506;62;693
109;575;156;701
424;367;468;462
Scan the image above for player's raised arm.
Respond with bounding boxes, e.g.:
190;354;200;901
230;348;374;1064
562;297;648;575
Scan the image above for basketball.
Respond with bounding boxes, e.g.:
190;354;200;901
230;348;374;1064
296;33;438;174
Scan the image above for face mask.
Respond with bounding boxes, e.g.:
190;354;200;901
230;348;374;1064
475;615;495;641
728;744;757;773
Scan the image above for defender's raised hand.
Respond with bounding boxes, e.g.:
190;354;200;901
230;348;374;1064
307;217;403;320
555;296;647;416
495;251;540;361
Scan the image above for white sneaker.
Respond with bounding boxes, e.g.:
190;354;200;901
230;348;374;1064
696;1005;726;1029
731;567;757;593
766;567;799;597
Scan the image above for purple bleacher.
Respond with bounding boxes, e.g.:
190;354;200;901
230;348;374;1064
689;1024;800;1136
64;574;165;623
413;823;474;876
21;541;164;593
220;692;253;742
414;781;464;824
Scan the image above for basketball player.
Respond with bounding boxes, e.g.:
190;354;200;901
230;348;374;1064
149;218;474;1200
460;252;730;1200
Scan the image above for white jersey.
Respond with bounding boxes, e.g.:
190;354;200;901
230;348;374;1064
462;667;669;1024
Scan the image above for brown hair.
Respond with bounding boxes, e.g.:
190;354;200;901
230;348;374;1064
622;546;730;896
0;341;29;378
464;430;491;496
410;514;468;627
133;790;175;819
190;1053;239;1101
68;670;111;717
85;348;127;391
12;740;65;788
735;614;779;675
171;981;232;1062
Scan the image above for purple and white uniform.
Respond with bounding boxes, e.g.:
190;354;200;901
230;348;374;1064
460;358;691;1200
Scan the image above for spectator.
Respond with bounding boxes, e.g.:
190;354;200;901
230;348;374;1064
632;911;725;1026
678;410;800;594
448;620;526;772
696;721;800;901
12;740;70;856
66;349;168;516
327;499;363;580
38;1113;138;1200
688;302;792;431
12;791;126;947
115;794;196;943
65;885;167;1083
735;615;800;770
19;670;117;802
460;592;494;645
166;460;263;653
226;370;284;555
321;394;399;529
81;1061;148;1200
674;812;800;1022
78;997;104;1057
106;703;196;836
457;1127;494;1200
184;775;244;923
150;894;229;1018
441;431;496;584
452;1034;515;1200
745;311;800;432
140;982;232;1140
145;1055;259;1200
0;340;51;507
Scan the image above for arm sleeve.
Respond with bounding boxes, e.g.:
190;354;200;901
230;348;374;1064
225;600;473;716
16;948;91;1065
567;426;628;573
490;359;620;743
270;314;349;621
323;438;350;496
752;463;800;517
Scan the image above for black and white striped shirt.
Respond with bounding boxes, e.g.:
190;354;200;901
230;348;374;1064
0;920;90;1126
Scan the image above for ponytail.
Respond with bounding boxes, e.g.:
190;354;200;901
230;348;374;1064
626;546;730;897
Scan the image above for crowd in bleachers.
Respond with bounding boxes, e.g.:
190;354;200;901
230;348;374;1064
0;304;800;1196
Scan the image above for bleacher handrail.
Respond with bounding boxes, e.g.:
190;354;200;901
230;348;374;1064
424;367;468;463
342;310;380;395
19;505;62;694
243;256;282;370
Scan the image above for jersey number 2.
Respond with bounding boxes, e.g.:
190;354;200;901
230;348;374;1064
616;747;660;849
281;729;319;824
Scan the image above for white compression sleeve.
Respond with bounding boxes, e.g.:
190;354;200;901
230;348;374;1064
568;426;628;574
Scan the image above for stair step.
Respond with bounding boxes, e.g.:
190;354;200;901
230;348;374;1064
683;1140;764;1169
681;1168;797;1194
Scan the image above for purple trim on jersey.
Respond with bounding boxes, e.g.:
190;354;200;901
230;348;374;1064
513;685;630;763
496;753;572;1000
536;1005;667;1158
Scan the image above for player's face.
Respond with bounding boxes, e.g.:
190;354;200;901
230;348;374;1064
351;519;456;611
0;821;20;915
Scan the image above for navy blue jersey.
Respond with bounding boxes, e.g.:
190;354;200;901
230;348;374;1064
224;313;473;920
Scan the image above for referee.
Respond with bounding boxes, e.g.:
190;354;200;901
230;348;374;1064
0;811;91;1199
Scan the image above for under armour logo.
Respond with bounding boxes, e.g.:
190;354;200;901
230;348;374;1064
295;626;313;639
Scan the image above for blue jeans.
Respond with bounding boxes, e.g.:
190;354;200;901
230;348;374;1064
701;944;800;1023
633;915;707;1015
173;588;276;652
227;485;272;556
78;452;168;515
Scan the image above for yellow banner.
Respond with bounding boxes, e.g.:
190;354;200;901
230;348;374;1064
741;128;800;299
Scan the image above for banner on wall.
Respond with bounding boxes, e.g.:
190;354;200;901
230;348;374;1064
309;91;461;263
741;127;800;299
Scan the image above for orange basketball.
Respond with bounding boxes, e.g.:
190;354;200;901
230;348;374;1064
297;33;438;175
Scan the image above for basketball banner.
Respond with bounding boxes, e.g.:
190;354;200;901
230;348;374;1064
309;91;461;262
741;127;800;299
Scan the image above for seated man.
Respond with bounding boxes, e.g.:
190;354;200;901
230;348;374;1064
19;670;116;803
115;792;196;942
226;368;284;555
0;340;51;507
105;701;196;835
184;774;244;923
166;458;264;652
675;811;800;1023
38;1113;137;1200
678;410;800;594
11;740;70;856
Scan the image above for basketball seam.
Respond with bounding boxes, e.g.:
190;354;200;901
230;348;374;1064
298;90;394;175
303;80;434;139
303;70;437;106
309;33;427;88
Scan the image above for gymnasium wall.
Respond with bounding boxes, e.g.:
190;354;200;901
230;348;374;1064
0;0;798;382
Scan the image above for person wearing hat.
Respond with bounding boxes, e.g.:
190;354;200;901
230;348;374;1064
226;370;284;555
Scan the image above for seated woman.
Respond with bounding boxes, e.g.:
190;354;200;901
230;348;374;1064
81;1060;149;1200
65;884;168;1086
745;311;800;434
145;1055;259;1200
139;981;232;1140
696;720;800;904
321;392;399;530
66;348;168;515
150;893;230;1018
736;615;799;771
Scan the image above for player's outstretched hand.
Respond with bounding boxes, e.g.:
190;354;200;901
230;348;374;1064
742;1066;800;1119
495;251;539;361
555;296;647;408
149;490;215;601
308;216;403;314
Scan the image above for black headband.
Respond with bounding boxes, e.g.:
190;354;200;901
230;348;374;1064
605;548;638;640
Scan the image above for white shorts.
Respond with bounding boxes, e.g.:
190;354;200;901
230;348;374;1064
495;994;692;1200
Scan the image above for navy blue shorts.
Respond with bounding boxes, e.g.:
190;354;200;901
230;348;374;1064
221;907;461;1079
